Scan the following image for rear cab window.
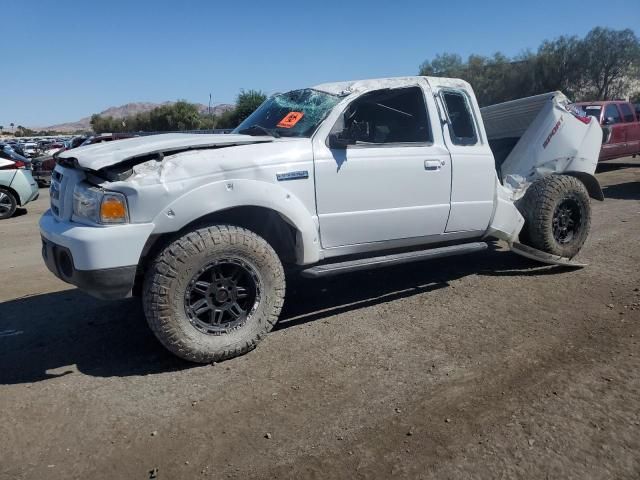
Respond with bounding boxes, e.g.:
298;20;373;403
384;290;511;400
441;90;478;145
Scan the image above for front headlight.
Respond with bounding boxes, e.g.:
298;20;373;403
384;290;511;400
73;183;129;224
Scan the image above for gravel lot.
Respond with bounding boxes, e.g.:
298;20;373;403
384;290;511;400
1;158;639;479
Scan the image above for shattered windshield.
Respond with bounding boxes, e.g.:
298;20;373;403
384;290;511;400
234;89;341;138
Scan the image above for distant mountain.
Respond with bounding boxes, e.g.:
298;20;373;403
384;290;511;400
42;102;235;133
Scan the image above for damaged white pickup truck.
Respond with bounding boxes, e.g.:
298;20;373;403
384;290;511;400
40;76;603;362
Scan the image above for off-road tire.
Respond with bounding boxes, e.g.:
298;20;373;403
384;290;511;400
0;188;17;220
517;175;591;258
143;225;285;363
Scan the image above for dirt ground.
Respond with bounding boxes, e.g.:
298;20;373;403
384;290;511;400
1;159;639;480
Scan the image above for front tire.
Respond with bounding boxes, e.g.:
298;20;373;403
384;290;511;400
0;188;17;220
143;225;285;363
517;175;591;258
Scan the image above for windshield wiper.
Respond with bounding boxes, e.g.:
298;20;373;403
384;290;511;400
237;125;280;138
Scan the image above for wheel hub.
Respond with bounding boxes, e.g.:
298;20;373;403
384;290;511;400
552;198;582;244
184;257;261;334
214;288;230;303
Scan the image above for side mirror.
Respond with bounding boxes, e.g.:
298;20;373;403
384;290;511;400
328;131;355;149
603;116;616;125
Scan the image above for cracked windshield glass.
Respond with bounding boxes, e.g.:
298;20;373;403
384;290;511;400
234;89;341;138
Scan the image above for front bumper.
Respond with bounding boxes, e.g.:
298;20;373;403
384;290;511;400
39;210;155;299
42;236;137;299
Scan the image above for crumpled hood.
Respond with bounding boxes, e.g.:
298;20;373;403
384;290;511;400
58;133;274;171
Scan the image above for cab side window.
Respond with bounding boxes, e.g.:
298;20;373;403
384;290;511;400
619;103;636;123
604;104;622;124
337;87;432;144
442;90;478;145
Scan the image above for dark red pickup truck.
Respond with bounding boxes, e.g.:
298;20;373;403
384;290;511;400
574;100;640;161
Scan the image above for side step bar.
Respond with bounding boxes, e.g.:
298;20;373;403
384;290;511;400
301;242;488;278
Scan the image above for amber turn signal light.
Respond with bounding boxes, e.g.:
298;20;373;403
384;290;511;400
100;194;128;223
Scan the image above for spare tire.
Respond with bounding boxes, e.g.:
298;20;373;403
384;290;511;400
517;175;591;258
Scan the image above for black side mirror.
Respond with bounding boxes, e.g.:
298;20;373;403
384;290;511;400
603;116;616;125
328;131;355;149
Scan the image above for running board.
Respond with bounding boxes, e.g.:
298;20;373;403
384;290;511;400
301;242;488;278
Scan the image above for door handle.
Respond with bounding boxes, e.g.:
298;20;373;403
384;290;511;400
424;159;445;171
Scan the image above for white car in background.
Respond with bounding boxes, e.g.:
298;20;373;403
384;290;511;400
22;142;38;158
0;158;39;219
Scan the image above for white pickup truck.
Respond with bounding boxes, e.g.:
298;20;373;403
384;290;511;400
40;76;603;363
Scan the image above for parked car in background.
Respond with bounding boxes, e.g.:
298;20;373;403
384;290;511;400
0;158;39;219
66;136;88;150
22;142;38;157
0;144;32;169
42;142;66;156
30;135;110;187
574;100;640;160
31;155;56;187
8;143;27;157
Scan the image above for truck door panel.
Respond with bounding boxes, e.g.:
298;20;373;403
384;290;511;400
601;103;626;159
619;102;640;155
313;86;452;248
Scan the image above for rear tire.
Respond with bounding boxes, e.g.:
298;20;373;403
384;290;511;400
143;225;285;363
517;175;591;258
0;188;17;219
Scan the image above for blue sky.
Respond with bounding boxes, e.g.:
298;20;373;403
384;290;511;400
2;0;638;127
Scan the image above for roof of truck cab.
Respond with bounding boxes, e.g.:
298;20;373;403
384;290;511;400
313;76;471;95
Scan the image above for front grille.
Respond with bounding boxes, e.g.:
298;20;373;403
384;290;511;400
50;169;65;219
48;166;85;220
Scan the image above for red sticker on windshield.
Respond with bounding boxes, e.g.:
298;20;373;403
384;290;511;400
277;111;304;128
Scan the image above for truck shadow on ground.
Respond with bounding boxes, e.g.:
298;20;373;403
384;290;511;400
0;246;567;385
601;181;640;200
596;160;638;173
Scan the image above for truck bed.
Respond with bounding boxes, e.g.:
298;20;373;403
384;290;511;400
481;92;561;174
480;92;602;190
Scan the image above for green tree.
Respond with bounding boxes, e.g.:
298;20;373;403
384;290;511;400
233;89;267;125
89;92;268;134
419;53;464;78
580;27;640;100
535;36;584;98
418;27;640;105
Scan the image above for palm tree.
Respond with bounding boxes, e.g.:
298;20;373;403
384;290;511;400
10;122;14;133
